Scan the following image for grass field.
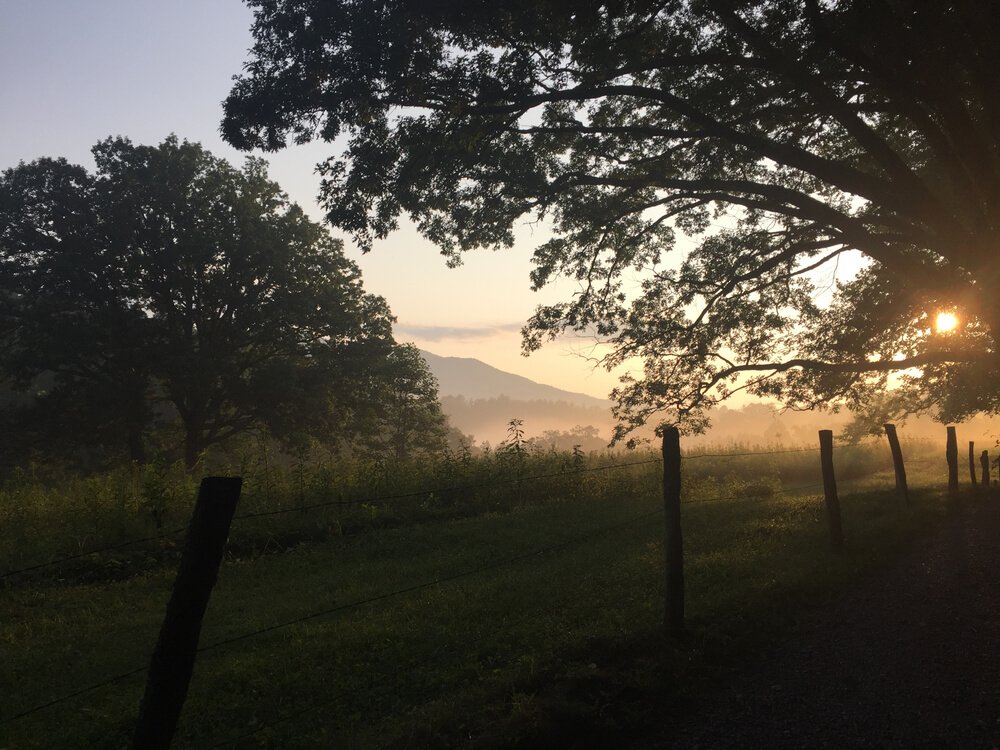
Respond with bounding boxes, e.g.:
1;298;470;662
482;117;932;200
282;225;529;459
0;438;959;748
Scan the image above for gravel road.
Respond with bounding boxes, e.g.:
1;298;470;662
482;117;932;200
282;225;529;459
659;494;1000;749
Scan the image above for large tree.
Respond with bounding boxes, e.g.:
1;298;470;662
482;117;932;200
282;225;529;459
223;0;1000;439
0;156;153;465
352;344;449;461
0;136;415;470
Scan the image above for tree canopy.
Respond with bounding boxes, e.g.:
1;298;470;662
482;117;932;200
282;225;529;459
352;343;449;461
223;0;1000;439
0;136;438;470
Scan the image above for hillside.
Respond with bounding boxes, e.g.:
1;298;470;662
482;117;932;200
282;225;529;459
420;350;610;407
420;350;999;449
420;350;614;445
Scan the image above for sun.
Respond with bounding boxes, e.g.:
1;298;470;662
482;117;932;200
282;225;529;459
935;311;959;333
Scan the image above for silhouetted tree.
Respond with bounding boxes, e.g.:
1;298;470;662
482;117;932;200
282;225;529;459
223;0;1000;439
353;344;449;461
526;425;608;453
0;136;410;470
0;156;152;466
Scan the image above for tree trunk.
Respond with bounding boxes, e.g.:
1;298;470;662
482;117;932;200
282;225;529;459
184;431;202;474
123;375;148;466
128;427;146;466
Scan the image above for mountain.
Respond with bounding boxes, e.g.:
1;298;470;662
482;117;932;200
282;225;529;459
419;350;610;407
420;350;998;449
419;350;613;445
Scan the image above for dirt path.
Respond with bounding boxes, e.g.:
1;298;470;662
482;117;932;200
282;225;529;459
657;495;1000;749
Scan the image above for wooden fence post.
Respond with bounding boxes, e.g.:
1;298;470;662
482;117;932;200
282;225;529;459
662;426;684;638
819;430;844;550
946;426;959;491
969;441;978;486
980;450;990;488
132;477;242;750
883;424;909;504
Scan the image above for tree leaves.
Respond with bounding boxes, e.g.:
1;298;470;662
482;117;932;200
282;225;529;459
0;137;429;470
223;0;1000;435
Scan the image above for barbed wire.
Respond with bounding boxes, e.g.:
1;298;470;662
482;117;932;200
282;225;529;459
0;422;962;740
682;446;816;459
0;664;149;725
231;457;663;521
0;462;924;729
0;459;662;580
7;432;954;580
0;504;662;726
195;507;663;655
0;525;189;580
207;565;656;748
3;443;909;580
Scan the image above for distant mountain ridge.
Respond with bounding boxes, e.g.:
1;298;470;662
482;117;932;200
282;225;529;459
419;350;610;408
418;351;1000;449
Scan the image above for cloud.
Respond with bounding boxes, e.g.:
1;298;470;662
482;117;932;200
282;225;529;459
395;321;523;342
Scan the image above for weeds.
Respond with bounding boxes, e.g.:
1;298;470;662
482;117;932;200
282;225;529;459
0;436;956;748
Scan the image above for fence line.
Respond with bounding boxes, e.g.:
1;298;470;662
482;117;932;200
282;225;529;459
231;456;663;521
1;467;890;727
215;448;909;748
0;504;663;726
1;458;663;580
675;470;901;508
0;664;149;725
0;525;190;580
1;446;897;581
208;565;656;748
197;507;663;654
7;442;906;579
682;446;817;459
3;431;958;737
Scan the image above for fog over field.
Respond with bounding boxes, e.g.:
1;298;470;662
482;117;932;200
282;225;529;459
422;350;999;449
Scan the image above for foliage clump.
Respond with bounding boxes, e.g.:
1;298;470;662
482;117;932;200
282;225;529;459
0;137;447;472
223;0;1000;438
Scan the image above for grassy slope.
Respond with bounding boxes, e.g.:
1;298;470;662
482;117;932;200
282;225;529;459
0;448;953;749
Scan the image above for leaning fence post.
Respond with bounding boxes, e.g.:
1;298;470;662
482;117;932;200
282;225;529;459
883;424;909;504
946;426;959;491
969;441;978;486
980;450;991;488
662;426;684;638
819;430;844;550
132;477;242;750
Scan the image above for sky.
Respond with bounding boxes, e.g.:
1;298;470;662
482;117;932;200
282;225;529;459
0;0;629;399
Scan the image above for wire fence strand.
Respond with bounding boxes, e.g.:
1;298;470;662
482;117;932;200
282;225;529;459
0;525;190;580
208;565;656;748
0;443;944;729
0;664;149;725
0;504;662;726
8;441;918;579
682;446;817;459
195;507;664;655
681;480;827;505
3;442;911;580
0;458;662;580
230;457;664;521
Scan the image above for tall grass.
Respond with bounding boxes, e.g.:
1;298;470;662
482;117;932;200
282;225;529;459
0;435;961;748
0;437;947;581
0;444;658;579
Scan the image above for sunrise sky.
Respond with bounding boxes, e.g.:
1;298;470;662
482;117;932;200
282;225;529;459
0;0;640;399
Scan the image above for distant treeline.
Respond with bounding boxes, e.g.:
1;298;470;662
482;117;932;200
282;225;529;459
439;395;613;447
